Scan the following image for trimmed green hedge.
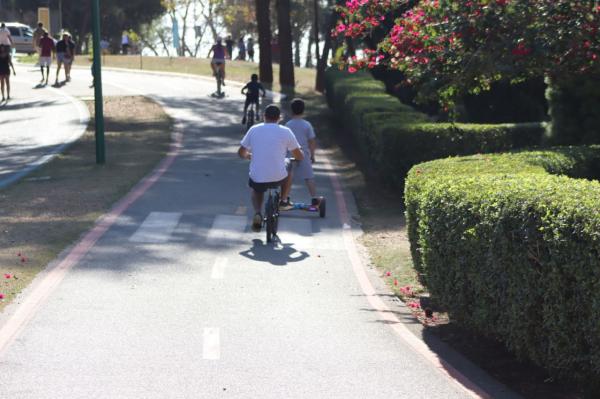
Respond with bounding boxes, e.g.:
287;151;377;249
405;146;600;381
325;69;546;189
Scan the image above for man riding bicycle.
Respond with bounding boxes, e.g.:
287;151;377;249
241;73;266;125
238;105;305;232
207;37;228;86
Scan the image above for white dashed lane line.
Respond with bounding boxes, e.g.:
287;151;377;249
206;215;247;245
203;328;221;360
211;257;227;280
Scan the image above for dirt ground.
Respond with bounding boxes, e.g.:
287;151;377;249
0;96;171;311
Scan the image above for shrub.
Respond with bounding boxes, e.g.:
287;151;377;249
324;69;546;189
404;146;600;382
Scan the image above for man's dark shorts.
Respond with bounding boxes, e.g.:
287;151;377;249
248;178;286;193
245;95;259;108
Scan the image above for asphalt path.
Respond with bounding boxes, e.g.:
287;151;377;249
0;65;90;188
0;66;521;398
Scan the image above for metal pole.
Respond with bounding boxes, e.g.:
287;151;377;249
92;0;105;164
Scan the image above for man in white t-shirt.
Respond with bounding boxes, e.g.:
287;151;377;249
0;23;12;47
238;104;305;232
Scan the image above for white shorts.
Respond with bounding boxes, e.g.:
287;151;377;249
39;57;52;67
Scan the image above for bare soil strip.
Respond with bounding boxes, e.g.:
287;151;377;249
0;96;172;312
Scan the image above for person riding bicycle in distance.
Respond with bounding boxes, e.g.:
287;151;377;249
241;73;266;125
207;37;228;86
238;105;304;232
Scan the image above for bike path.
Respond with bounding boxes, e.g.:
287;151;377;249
0;67;520;398
0;64;90;188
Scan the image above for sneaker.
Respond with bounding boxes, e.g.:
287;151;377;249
279;199;293;211
252;213;262;232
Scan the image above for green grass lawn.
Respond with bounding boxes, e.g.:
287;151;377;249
19;54;318;94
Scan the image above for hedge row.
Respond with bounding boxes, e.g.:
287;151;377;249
324;69;546;189
405;146;600;381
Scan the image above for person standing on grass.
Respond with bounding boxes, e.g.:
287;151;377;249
32;22;46;56
237;36;246;61
55;33;75;85
285;98;319;201
0;23;12;48
247;37;255;62
225;36;234;60
122;31;130;54
38;31;55;85
0;45;16;102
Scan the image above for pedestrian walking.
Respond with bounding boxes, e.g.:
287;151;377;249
55;32;75;85
38;31;55;85
0;23;12;48
247;37;255;62
237;36;246;61
0;45;16;101
32;22;46;56
121;31;130;55
225;36;234;60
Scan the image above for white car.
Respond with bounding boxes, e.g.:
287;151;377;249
4;23;35;54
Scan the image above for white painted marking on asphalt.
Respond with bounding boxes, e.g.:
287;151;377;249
211;257;227;279
278;218;313;249
203;328;221;360
235;206;247;215
206;215;247;244
129;212;182;243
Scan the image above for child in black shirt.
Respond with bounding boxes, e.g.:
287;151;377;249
241;74;266;124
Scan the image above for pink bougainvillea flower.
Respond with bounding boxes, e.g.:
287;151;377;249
0;293;4;300
4;274;11;279
386;271;391;276
348;66;358;73
408;301;421;309
394;279;398;286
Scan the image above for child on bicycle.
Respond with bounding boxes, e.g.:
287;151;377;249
241;74;266;125
285;98;319;202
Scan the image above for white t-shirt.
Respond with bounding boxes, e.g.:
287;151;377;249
285;118;316;156
0;28;11;46
241;123;301;183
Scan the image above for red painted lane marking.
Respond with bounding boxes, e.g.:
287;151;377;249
321;155;491;399
0;130;183;358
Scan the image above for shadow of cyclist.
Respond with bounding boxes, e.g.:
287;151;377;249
239;239;309;266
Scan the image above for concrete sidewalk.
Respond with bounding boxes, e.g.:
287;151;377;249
0;65;89;188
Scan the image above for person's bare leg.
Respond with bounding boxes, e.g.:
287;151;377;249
65;63;71;80
280;174;293;202
40;65;44;82
210;63;216;76
55;62;62;84
305;179;317;198
1;77;5;101
6;76;10;99
45;66;49;84
251;190;264;213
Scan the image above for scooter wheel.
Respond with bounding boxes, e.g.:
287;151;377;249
319;197;326;218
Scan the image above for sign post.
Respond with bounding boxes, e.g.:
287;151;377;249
92;0;105;164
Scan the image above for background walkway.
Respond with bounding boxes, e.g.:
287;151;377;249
0;67;89;188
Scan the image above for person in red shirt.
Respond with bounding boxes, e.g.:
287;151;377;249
38;31;55;86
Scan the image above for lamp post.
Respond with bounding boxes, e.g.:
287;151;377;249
92;0;105;164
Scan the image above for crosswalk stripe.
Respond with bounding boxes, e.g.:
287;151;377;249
129;212;182;243
206;215;247;245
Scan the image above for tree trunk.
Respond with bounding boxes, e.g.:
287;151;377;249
293;27;301;67
277;0;295;89
256;0;273;84
315;0;337;92
305;36;313;68
313;0;320;66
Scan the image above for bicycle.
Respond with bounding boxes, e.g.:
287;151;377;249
211;67;225;98
263;184;281;243
244;100;260;132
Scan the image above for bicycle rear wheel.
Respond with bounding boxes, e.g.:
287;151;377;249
265;195;275;243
